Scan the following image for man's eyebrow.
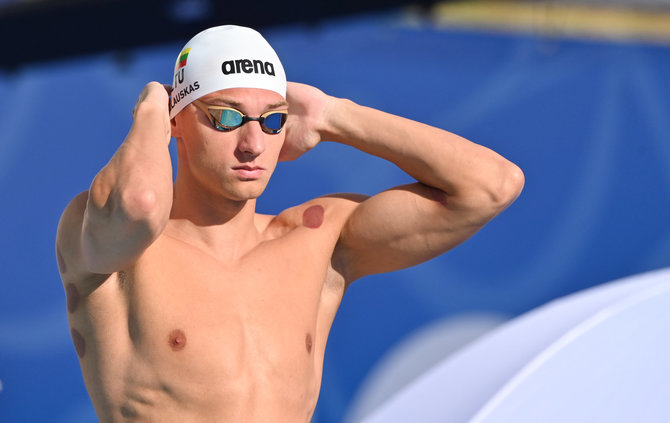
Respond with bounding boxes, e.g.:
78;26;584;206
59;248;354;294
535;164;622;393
205;98;288;110
267;100;289;110
206;97;243;107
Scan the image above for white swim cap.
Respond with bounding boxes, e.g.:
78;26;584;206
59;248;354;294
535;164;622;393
169;25;287;119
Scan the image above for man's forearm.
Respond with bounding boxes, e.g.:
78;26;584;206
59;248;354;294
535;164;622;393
321;98;524;212
89;101;172;215
83;100;173;272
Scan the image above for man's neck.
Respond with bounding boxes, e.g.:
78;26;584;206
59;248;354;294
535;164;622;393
167;178;262;262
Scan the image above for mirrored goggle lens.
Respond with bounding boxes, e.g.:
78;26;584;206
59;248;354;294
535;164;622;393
262;112;287;132
213;109;244;129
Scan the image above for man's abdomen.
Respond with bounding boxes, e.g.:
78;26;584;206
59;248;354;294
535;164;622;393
89;244;326;421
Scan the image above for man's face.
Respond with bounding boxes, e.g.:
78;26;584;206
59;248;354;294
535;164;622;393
172;87;288;202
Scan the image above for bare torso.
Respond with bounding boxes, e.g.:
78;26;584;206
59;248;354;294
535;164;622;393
59;80;523;422
65;199;348;423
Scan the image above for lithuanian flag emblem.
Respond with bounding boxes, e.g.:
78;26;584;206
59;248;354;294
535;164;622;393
177;48;191;68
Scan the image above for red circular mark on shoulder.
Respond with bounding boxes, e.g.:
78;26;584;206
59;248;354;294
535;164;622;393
56;247;67;274
70;328;86;358
168;329;187;351
305;333;313;353
66;283;80;314
302;205;324;229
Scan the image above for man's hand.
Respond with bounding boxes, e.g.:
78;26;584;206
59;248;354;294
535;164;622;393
132;82;172;120
280;82;334;161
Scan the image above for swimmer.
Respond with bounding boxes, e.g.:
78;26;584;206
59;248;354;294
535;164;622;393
56;25;524;423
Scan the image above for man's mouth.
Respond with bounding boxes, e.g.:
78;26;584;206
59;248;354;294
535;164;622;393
232;165;265;179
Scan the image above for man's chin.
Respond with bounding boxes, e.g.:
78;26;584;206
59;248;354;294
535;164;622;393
225;181;269;201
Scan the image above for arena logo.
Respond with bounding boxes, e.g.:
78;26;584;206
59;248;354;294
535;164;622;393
221;59;275;76
169;80;200;110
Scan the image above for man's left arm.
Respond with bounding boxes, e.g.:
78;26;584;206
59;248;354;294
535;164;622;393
284;82;525;284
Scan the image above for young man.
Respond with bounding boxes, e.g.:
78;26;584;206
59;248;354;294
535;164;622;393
56;25;524;422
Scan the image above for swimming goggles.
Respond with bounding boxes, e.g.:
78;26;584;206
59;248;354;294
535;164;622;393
192;100;288;135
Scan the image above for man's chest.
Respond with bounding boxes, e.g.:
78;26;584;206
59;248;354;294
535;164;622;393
114;232;344;357
130;231;334;305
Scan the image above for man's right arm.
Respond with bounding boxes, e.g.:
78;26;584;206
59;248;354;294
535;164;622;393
57;82;173;281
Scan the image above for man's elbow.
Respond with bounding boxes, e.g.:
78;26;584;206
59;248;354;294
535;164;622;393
116;187;170;245
90;174;167;230
81;205;162;275
120;187;162;222
490;161;525;213
82;187;168;274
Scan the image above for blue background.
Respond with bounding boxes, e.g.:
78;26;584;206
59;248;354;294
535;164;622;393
1;11;670;422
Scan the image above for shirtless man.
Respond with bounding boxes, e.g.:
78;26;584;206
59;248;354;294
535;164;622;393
56;25;524;422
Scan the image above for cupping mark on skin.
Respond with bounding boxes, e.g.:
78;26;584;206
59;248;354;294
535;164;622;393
71;328;86;358
302;205;324;229
66;283;80;313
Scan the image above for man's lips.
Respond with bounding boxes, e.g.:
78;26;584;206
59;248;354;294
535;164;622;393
232;165;265;179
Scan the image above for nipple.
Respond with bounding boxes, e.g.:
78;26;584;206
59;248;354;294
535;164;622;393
168;329;187;351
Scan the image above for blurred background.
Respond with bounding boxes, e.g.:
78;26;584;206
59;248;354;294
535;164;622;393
1;0;669;422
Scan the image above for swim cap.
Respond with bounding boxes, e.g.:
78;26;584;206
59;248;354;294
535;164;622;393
169;25;286;119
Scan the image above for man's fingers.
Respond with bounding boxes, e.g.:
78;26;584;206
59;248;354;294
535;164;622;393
132;82;171;118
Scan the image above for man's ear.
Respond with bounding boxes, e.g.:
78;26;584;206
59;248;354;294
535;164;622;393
170;117;180;139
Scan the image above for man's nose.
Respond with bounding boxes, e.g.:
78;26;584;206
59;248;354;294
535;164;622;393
236;121;266;158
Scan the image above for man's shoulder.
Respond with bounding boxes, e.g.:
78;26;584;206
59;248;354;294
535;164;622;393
261;193;369;237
